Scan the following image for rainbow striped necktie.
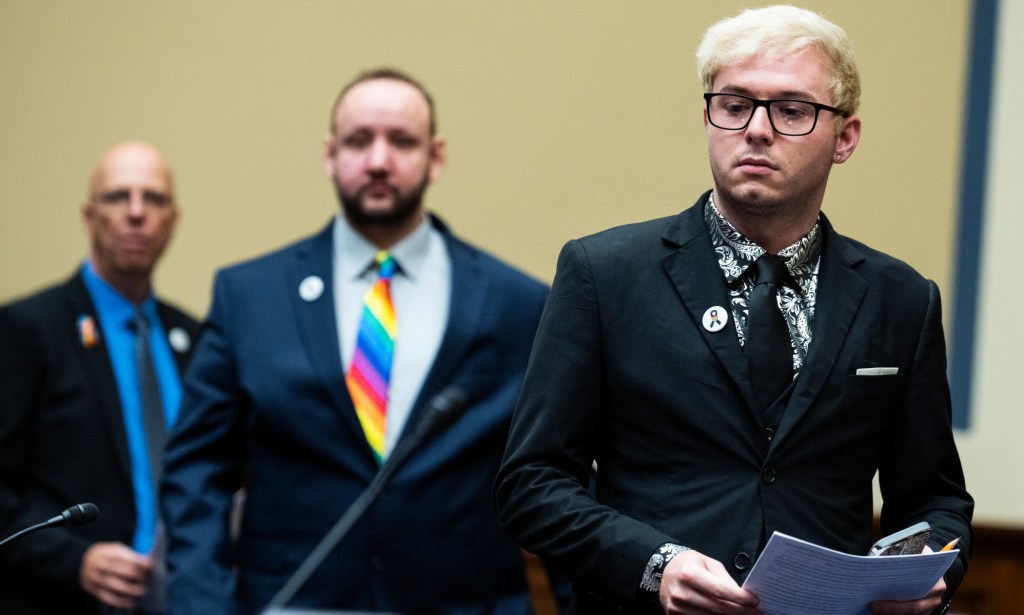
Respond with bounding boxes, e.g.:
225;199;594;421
346;251;397;463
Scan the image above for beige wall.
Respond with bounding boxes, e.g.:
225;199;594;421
0;1;967;309
5;2;1011;523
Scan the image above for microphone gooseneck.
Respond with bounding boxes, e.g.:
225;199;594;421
262;387;467;613
0;503;100;548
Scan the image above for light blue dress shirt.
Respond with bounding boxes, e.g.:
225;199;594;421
333;213;451;456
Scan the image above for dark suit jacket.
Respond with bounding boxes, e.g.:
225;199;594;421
0;271;200;615
161;216;549;615
494;193;973;614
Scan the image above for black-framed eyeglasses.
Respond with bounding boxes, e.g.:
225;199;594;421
703;92;849;137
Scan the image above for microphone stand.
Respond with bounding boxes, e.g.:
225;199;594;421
262;388;466;614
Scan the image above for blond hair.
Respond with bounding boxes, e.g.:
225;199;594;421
696;5;860;131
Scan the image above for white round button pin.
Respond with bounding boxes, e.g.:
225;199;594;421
299;276;324;302
702;306;728;332
168;327;191;353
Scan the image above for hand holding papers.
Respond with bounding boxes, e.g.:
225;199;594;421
742;531;957;615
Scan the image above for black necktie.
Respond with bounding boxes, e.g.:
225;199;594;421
746;255;793;411
133;309;166;491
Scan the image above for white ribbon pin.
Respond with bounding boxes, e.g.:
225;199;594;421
702;306;728;332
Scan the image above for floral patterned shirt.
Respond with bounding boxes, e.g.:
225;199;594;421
705;192;821;372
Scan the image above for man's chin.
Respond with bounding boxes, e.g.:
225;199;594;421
346;205;422;229
360;199;399;218
339;186;424;229
352;207;402;225
111;261;157;279
721;185;784;216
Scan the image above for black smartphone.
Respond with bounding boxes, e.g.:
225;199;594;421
868;521;931;556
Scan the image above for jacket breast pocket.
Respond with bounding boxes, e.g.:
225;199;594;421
846;373;905;396
841;374;907;431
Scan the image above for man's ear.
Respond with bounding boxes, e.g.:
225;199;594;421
428;137;447;183
833;114;861;164
81;200;95;232
322;133;338;176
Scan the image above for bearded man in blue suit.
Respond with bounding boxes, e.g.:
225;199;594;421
161;68;550;615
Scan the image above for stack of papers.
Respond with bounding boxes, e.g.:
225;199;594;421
742;532;957;615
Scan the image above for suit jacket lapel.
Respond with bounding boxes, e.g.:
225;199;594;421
400;219;485;437
772;216;868;449
661;199;762;418
65;273;134;488
286;224;370;449
155;304;196;374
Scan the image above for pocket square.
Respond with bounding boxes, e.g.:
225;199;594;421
855;367;899;376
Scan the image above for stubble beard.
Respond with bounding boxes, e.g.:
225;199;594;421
711;164;786;221
730;189;785;219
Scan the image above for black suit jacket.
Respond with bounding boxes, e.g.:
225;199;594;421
495;193;973;613
0;271;200;614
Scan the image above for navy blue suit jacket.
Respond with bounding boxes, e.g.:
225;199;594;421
495;194;972;613
162;216;549;615
0;272;199;615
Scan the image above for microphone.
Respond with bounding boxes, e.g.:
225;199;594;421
54;503;100;527
262;387;467;614
0;503;100;548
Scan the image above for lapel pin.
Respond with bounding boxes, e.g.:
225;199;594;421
702;306;728;332
299;275;324;302
168;327;192;353
77;315;100;349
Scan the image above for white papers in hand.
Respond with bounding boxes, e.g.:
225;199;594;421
742;531;957;615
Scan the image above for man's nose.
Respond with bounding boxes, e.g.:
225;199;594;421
367;138;391;170
127;191;147;218
745;106;775;143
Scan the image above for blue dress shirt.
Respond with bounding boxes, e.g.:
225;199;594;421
81;262;183;553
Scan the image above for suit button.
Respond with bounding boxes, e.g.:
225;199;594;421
733;552;751;571
370;555;385;571
762;466;776;484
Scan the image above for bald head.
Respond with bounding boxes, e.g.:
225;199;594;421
82;140;179;303
89;141;174;201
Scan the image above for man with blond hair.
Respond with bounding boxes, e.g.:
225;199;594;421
496;6;972;615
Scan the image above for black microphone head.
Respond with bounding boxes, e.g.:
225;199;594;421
433;386;467;415
429;386;467;429
408;387;467;443
61;503;99;527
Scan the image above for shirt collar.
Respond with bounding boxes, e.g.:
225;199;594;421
705;193;821;286
80;260;158;327
333;212;433;282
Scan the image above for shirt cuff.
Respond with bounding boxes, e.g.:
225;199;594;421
639;543;689;593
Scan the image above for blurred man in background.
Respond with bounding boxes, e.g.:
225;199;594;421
162;68;553;614
0;141;200;614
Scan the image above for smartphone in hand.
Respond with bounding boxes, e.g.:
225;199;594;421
868;521;931;556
